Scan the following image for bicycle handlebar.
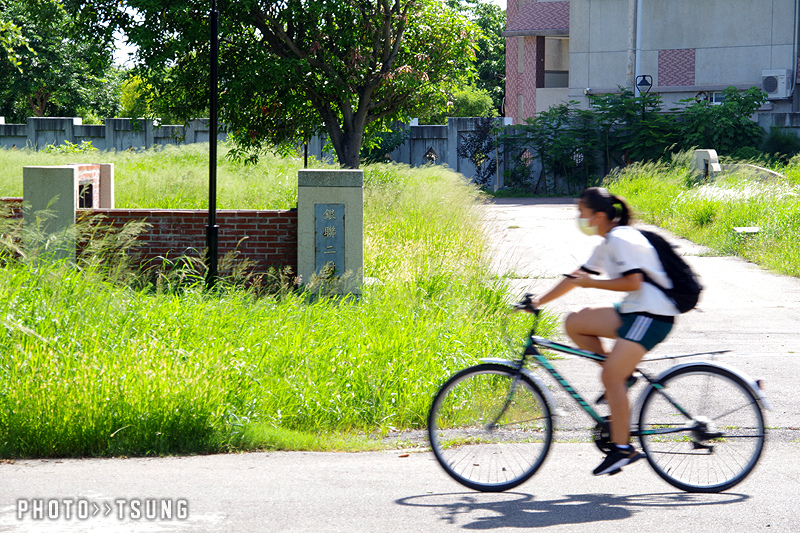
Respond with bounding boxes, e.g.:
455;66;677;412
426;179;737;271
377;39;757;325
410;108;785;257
511;293;540;315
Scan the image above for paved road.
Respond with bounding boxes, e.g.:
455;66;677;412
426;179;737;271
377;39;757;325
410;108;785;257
1;198;798;532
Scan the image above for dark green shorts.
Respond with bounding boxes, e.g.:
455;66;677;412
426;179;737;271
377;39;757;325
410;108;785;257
616;309;674;351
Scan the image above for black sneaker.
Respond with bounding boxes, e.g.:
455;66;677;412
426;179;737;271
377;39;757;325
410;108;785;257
595;375;639;405
593;445;642;476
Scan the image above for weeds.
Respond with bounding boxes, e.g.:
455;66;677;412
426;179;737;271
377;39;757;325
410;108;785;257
606;153;800;277
0;148;552;457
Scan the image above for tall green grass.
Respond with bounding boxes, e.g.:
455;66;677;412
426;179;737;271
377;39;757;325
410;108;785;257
606;154;800;276
0;148;554;457
0;143;301;209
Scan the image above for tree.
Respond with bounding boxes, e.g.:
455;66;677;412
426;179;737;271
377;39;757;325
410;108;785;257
418;83;497;125
0;0;119;121
0;13;30;71
67;0;480;168
674;87;767;155
446;0;505;114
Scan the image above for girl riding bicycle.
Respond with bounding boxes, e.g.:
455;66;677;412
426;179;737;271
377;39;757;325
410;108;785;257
529;187;679;476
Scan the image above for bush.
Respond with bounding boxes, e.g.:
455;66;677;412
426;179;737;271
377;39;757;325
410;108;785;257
760;127;800;162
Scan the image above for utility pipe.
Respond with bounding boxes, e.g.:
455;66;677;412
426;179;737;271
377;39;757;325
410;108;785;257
634;0;643;95
626;0;636;90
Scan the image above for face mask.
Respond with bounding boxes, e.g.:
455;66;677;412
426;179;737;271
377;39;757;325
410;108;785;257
577;217;598;236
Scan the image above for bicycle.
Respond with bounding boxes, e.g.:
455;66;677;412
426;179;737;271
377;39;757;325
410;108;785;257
427;295;769;493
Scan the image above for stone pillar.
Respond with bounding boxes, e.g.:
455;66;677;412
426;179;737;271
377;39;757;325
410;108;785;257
22;166;78;260
297;169;363;294
99;163;115;208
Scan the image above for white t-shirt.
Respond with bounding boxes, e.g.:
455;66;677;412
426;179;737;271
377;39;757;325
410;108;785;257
582;225;679;316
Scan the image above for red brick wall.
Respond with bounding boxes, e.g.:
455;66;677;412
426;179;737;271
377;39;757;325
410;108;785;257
74;164;101;208
0;198;298;273
1;197;22;218
89;208;298;273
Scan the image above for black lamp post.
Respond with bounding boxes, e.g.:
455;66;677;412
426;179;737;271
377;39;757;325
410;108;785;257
206;0;219;290
636;74;653;119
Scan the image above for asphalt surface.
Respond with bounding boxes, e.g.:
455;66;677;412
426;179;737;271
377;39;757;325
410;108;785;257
1;197;798;532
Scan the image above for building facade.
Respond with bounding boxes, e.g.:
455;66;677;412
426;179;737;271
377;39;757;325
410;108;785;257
505;0;800;124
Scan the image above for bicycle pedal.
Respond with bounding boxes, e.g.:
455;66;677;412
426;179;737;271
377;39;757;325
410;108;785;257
608;468;622;476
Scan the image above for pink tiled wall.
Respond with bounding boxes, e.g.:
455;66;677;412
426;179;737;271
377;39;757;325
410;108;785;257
507;1;570;32
506;37;521;119
658;49;696;87
506;37;542;124
505;1;570;123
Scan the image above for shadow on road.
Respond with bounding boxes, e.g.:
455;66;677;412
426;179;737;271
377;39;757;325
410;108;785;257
396;491;749;529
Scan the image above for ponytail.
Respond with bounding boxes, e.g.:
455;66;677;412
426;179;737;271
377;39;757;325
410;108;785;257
578;187;633;226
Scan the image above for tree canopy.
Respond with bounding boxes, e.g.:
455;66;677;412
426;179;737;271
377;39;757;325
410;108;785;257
448;0;505;114
67;0;481;168
0;0;119;122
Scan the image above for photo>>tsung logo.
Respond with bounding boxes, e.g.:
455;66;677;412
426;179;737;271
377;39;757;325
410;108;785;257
17;498;189;521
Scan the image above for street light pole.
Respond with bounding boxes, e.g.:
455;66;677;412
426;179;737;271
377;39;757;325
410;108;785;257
635;74;653;119
206;0;219;290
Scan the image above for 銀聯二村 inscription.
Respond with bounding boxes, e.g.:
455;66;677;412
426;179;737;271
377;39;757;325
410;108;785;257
315;203;345;276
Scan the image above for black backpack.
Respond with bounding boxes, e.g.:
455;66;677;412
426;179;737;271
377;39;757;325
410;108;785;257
639;229;702;313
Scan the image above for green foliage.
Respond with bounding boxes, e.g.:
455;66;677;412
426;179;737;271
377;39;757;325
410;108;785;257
502;102;599;194
589;88;679;168
451;85;498;119
0;0;120;121
0;142;302;209
499;86;769;194
760;127;800;163
360;127;410;164
447;0;505;114
43;140;99;154
455;117;499;186
0;152;555;456
74;0;481;169
674;87;767;155
0;13;31;71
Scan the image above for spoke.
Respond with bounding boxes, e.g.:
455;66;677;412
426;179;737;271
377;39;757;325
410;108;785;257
711;400;759;422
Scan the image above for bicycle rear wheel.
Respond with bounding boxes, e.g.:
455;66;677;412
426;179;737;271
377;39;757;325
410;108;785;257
428;363;553;492
638;364;765;493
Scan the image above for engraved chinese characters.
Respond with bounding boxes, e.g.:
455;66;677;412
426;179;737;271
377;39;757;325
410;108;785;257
314;203;345;276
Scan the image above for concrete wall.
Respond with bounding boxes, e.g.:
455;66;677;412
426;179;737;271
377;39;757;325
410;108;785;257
306;117;514;190
0;118;227;150
570;0;798;111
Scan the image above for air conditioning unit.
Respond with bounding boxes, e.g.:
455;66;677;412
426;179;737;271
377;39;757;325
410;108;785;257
761;69;792;99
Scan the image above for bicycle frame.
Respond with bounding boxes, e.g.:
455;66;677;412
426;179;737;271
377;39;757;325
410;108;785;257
484;318;769;439
522;334;671;436
429;305;770;493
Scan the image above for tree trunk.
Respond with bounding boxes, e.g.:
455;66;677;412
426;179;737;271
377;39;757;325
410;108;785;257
325;120;365;169
27;89;51;117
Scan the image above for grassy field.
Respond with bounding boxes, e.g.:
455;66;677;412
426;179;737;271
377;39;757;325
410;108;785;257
0;143;300;209
0;145;556;458
605;154;800;277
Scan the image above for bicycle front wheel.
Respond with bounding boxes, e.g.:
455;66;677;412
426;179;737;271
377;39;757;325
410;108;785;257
428;363;553;492
638;364;765;493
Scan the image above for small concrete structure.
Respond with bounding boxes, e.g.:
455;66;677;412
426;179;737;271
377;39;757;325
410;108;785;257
297;169;363;294
693;149;722;178
23;166;79;260
22;163;115;261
